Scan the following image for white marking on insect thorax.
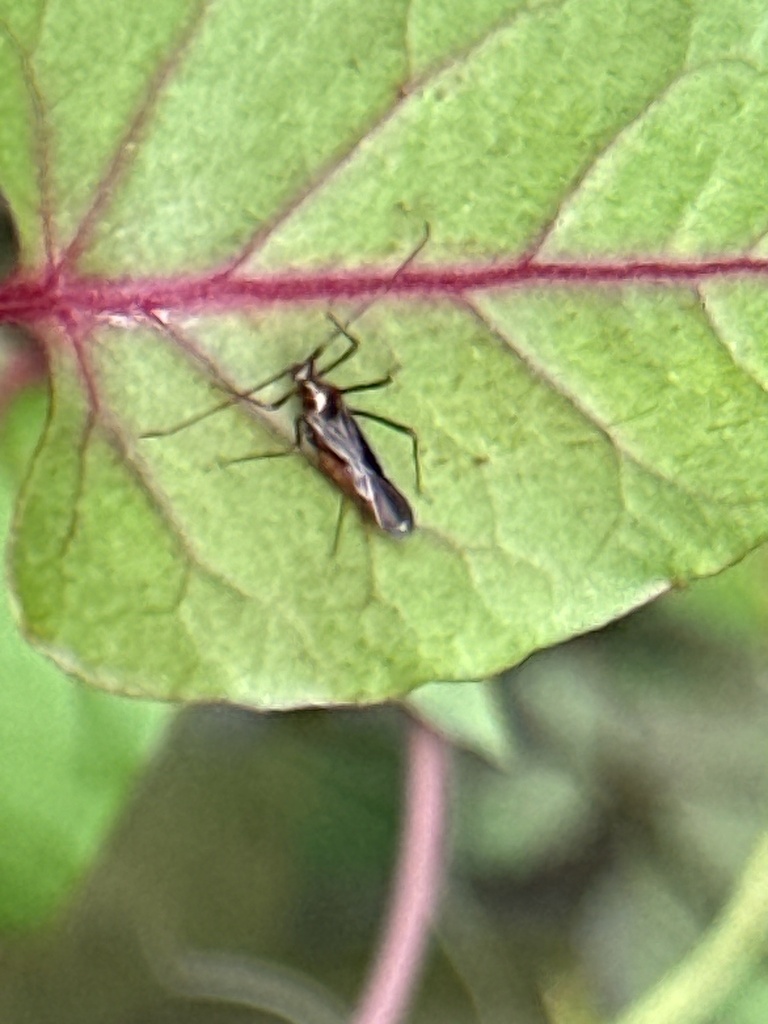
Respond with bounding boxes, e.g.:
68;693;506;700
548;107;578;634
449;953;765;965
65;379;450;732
307;382;328;413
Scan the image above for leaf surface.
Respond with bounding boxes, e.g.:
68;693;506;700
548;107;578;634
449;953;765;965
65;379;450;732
2;0;768;706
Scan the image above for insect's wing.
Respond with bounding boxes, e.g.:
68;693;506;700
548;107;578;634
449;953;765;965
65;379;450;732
310;408;384;475
307;407;414;536
361;473;414;537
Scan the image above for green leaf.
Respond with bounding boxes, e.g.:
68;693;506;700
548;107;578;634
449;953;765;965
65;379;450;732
662;544;768;653
3;0;768;707
0;389;170;932
406;681;515;767
615;831;768;1024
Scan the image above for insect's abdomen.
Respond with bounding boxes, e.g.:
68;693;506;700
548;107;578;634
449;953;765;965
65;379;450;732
314;448;414;537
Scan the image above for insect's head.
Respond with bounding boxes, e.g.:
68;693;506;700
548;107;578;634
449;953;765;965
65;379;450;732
290;352;333;415
291;357;315;384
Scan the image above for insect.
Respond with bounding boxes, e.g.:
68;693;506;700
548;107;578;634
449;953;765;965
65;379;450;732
220;313;421;543
144;231;428;544
144;230;428;545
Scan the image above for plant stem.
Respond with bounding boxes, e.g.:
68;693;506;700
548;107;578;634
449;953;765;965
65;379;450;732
352;717;451;1024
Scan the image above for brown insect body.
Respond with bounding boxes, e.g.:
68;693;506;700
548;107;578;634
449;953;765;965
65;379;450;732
143;232;428;542
292;358;415;538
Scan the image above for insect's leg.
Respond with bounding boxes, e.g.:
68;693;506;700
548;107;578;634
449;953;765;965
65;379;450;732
217;416;304;468
330;498;348;557
142;397;239;438
217;448;296;468
259;384;296;411
320;312;360;374
349;410;422;494
279;312;358;382
141;364;295;439
338;375;394;396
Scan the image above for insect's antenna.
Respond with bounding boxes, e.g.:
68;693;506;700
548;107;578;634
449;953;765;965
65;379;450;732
325;222;431;343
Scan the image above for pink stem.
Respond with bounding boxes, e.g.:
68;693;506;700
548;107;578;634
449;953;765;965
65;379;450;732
352;718;451;1024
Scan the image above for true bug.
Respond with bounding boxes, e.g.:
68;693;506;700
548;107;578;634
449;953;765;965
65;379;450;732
143;230;428;543
219;313;421;542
